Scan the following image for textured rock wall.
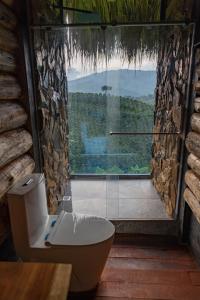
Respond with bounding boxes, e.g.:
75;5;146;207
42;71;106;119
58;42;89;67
152;27;192;217
33;30;70;213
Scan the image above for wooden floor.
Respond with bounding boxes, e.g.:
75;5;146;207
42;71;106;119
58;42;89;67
70;235;200;300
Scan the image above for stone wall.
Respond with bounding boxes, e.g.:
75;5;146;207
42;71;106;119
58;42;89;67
0;1;35;245
33;30;70;213
152;27;192;217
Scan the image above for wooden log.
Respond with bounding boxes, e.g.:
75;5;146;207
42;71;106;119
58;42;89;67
0;50;16;73
191;113;200;134
0;102;27;133
195;82;200;94
183;188;200;224
1;0;14;8
196;68;200;77
194;97;200;113
0;26;18;53
0;155;35;199
0;75;21;99
185;170;200;202
187;153;200;177
0;129;32;168
185;131;200;159
0;2;17;30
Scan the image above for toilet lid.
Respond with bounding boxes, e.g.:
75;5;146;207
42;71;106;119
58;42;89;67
45;211;115;246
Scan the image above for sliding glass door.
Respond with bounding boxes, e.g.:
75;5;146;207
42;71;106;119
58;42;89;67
67;27;155;178
66;26;156;219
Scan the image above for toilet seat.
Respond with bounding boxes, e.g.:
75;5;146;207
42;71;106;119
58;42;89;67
45;211;115;246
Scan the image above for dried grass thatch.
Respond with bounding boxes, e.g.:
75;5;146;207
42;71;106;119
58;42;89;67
31;0;193;66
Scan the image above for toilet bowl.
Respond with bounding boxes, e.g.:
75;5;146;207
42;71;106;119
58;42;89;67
7;174;115;292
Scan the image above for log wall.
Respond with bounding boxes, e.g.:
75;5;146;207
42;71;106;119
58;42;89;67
184;48;200;224
0;1;35;245
152;27;192;217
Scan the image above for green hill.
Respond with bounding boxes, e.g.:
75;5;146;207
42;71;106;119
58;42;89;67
68;69;156;99
68;92;154;175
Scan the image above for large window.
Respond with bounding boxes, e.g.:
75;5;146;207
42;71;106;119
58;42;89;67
67;27;157;175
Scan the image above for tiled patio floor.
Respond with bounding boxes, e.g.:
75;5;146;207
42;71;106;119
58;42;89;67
71;179;171;220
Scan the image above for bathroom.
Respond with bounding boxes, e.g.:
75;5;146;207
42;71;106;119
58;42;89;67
1;0;200;299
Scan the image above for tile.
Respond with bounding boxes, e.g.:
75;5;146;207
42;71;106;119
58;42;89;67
72;198;106;217
118;198;168;219
106;197;119;219
71;179;106;200
119;179;160;199
71;179;169;219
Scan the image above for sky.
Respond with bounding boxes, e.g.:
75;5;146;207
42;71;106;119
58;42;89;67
66;55;157;80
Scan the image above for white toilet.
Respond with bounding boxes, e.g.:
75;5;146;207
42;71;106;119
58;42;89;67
7;174;115;292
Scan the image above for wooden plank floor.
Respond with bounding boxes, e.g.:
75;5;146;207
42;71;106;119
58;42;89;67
70;235;200;300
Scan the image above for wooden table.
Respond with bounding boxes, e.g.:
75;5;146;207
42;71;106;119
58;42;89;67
0;262;72;300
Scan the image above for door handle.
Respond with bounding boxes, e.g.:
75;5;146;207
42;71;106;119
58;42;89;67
110;131;182;136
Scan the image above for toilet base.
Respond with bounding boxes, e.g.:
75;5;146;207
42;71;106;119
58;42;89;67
26;234;114;292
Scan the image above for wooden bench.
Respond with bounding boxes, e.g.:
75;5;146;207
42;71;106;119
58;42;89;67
0;262;72;300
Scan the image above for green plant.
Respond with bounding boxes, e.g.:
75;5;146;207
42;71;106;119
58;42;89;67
95;167;106;174
106;166;124;174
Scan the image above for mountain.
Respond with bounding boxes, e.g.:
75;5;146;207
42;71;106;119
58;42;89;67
68;69;156;98
67;67;81;80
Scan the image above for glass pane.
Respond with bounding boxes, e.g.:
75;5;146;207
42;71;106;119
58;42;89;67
67;26;157;175
68;98;153;174
106;175;119;219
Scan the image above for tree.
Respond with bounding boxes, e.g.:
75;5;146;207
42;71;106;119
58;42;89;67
101;85;112;94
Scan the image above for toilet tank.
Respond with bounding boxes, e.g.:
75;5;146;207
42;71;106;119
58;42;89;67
7;174;49;256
